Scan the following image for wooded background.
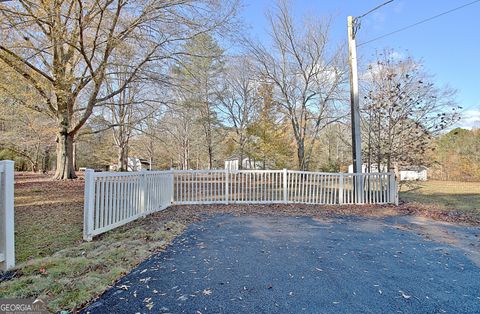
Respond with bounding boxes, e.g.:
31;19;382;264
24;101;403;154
0;0;477;181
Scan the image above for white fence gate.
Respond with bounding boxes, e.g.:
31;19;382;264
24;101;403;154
84;169;398;240
0;160;15;271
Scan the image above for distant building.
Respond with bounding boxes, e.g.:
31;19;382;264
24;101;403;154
109;157;151;172
224;155;264;171
399;166;428;181
348;163;428;181
348;163;388;173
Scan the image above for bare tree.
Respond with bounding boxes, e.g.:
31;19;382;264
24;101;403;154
162;104;198;170
216;56;260;169
94;61;160;171
361;50;460;173
0;66;55;172
0;0;238;178
0;103;55;172
247;1;347;170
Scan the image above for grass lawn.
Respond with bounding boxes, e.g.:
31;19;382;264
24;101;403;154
13;173;85;262
400;180;480;217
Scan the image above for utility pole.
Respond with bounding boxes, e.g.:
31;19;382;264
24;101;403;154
347;16;363;175
348;16;363;203
346;1;394;203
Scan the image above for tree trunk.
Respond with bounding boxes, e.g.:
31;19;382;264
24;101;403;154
72;141;77;171
208;145;213;169
239;150;244;170
54;132;77;179
118;145;129;171
42;147;50;174
297;140;306;171
30;161;38;173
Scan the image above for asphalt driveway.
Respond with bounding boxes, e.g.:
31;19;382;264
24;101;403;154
82;214;480;313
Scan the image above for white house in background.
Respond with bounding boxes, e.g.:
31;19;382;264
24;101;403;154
399;166;428;181
109;157;151;172
348;163;388;173
348;163;428;181
224;155;264;171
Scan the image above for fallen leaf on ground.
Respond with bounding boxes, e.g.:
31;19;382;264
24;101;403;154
399;290;411;299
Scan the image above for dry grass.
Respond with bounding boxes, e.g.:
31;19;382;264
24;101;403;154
14;173;85;262
400;180;480;218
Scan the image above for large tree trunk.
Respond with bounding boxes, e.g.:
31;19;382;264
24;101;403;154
118;145;129;172
54;132;77;179
297;139;306;171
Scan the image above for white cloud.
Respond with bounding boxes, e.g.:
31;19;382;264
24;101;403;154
457;109;480;129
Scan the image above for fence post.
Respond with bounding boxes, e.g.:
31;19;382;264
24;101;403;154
0;160;15;270
140;170;147;215
388;173;396;205
283;169;288;203
338;173;344;205
83;169;95;241
394;176;399;205
359;174;364;204
170;169;175;205
225;170;229;204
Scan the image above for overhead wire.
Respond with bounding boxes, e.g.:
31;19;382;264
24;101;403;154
357;0;394;19
358;0;480;47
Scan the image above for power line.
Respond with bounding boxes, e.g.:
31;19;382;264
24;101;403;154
357;0;394;20
358;0;480;46
353;0;395;37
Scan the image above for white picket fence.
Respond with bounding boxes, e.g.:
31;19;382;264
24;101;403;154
173;170;397;205
83;169;173;240
0;160;15;271
84;169;398;240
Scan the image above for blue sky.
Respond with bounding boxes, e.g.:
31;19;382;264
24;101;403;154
239;0;480;129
